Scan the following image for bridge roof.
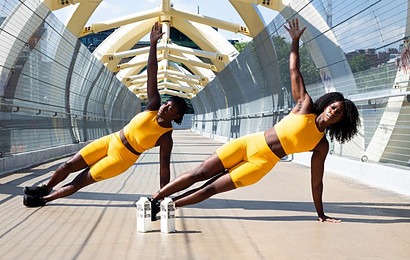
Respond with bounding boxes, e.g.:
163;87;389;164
47;0;279;100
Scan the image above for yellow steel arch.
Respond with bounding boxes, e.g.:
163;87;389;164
229;0;266;37
66;1;102;37
42;0;102;37
95;19;156;71
48;0;266;99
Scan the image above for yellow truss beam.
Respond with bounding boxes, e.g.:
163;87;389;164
79;1;249;37
101;43;228;64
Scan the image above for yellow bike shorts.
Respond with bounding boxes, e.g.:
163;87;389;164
216;132;280;188
79;132;140;181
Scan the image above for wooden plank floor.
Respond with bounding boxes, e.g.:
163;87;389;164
1;130;409;259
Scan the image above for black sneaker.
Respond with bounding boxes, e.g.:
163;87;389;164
23;184;50;197
149;197;160;221
23;195;46;207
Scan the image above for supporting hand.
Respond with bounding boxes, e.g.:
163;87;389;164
284;18;306;40
318;214;341;223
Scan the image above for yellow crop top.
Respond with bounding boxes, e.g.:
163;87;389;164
123;110;173;153
274;113;324;155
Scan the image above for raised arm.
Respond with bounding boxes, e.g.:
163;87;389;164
284;18;312;114
145;22;165;111
311;138;341;223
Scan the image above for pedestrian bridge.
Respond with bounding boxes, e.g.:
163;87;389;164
1;0;409;196
0;130;409;259
0;0;410;257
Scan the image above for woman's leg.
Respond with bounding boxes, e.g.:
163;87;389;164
43;149;135;202
172;170;236;207
152;152;226;201
24;152;89;198
45;152;89;191
45;134;116;191
171;171;228;201
44;132;135;201
43;169;96;202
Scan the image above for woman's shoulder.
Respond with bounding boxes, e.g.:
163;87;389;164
139;110;159;117
143;109;158;113
131;110;157;120
288;112;317;117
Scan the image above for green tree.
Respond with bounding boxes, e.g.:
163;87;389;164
271;36;319;90
233;42;249;52
272;36;291;89
299;46;319;85
348;54;371;73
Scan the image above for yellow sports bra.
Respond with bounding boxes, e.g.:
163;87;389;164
123;110;172;153
274;113;324;155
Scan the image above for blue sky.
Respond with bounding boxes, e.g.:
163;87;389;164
53;0;279;42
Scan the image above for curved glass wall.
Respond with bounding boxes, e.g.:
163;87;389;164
0;0;140;157
192;0;409;167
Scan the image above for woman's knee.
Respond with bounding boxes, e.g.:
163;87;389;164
60;161;76;172
189;164;219;182
71;170;96;189
190;154;225;181
196;183;217;198
62;154;88;172
187;167;208;182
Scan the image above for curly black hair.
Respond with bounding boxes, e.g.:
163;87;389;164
167;96;188;125
312;92;360;143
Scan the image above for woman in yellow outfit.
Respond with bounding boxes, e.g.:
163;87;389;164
23;22;188;207
149;19;360;223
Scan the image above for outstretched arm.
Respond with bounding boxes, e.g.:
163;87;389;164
145;21;165;111
311;138;341;223
284;18;312;114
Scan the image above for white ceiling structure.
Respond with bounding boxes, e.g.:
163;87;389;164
43;0;287;100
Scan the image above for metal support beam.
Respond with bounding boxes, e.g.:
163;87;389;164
165;43;229;63
43;0;84;11
123;69;209;87
160;89;192;99
158;82;194;93
80;0;250;37
165;53;218;71
168;7;250;36
80;8;163;37
101;43;228;64
233;0;284;9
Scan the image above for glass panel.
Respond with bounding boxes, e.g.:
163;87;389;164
0;3;139;157
192;0;409;167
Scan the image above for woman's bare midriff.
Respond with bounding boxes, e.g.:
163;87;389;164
264;127;287;159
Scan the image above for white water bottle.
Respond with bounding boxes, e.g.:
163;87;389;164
135;197;152;233
160;197;176;233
